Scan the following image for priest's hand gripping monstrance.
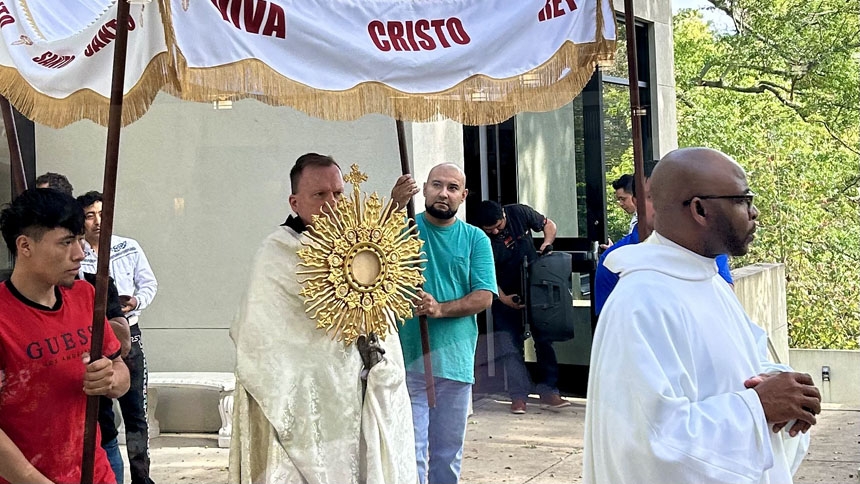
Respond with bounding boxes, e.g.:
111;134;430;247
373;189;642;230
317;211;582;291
297;165;426;365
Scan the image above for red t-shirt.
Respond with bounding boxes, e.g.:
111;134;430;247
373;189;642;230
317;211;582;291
0;279;121;484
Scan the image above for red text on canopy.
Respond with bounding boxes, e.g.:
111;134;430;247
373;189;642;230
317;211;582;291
85;16;137;57
538;0;578;22
32;51;75;69
368;17;471;52
0;1;16;29
211;0;286;39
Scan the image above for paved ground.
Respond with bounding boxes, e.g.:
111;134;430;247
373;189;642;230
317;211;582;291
794;405;860;484
135;397;859;483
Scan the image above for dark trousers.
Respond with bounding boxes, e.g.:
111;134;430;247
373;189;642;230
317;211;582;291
492;300;560;399
120;324;155;484
98;397;122;483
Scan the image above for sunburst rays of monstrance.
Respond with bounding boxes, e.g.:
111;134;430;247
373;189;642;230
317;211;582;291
297;164;426;345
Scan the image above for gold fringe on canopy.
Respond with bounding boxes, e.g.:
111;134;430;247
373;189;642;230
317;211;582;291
161;0;616;126
0;52;173;128
1;0;615;127
168;40;613;127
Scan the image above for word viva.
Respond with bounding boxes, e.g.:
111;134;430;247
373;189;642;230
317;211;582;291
211;0;286;39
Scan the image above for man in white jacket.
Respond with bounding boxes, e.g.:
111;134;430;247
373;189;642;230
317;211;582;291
583;147;821;484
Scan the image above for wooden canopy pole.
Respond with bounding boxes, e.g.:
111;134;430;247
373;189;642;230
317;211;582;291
622;0;649;240
0;96;27;197
395;120;436;408
81;0;132;482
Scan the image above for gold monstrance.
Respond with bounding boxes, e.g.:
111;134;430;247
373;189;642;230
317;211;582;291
297;164;426;345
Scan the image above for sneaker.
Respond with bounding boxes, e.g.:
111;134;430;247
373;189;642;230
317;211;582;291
511;399;527;414
540;394;571;409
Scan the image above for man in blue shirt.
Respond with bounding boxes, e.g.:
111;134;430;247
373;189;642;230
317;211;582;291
399;163;496;484
595;168;733;316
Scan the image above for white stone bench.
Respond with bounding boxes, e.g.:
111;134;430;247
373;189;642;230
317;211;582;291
146;372;235;448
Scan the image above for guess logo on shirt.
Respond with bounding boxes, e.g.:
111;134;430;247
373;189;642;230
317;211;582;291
24;326;95;363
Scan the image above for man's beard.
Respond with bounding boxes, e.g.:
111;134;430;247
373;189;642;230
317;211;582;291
425;202;457;220
712;211;753;257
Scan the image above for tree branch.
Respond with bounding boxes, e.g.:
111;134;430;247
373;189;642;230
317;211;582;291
676;91;696;109
696;78;860;156
815;117;860;157
707;0;788;55
697;78;803;109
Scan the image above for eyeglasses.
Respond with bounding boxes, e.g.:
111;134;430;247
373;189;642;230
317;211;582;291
683;193;756;208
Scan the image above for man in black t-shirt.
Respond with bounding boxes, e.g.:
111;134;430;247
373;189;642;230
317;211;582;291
476;201;568;414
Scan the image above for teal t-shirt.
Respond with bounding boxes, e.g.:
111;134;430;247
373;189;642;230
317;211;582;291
399;213;497;384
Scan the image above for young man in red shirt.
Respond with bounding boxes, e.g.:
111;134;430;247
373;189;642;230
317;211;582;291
0;189;130;484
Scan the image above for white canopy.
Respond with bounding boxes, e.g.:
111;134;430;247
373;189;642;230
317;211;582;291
0;0;616;127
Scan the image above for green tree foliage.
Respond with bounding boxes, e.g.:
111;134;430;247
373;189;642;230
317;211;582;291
674;6;860;349
603;23;637;243
698;0;859;157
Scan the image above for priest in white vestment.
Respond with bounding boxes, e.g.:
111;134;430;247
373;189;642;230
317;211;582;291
228;154;419;484
583;148;821;484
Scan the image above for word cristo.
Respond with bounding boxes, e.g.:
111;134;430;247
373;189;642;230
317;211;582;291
368;17;471;52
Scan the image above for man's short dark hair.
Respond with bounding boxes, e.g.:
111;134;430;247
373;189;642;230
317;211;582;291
35;172;74;196
290;153;340;194
76;190;104;209
1;189;84;255
611;174;634;193
631;160;659;198
476;200;504;228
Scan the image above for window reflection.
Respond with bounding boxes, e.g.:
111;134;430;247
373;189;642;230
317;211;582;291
515;97;587;238
602;84;636;242
602;22;628;80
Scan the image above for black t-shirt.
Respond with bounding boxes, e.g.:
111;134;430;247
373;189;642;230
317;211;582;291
488;204;547;295
81;272;125;320
80;272;124;445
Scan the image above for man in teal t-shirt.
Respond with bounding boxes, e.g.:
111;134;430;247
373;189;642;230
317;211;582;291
399;163;496;484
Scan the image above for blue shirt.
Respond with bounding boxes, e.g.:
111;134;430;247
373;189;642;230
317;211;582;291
399;213;497;383
593;225;733;315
